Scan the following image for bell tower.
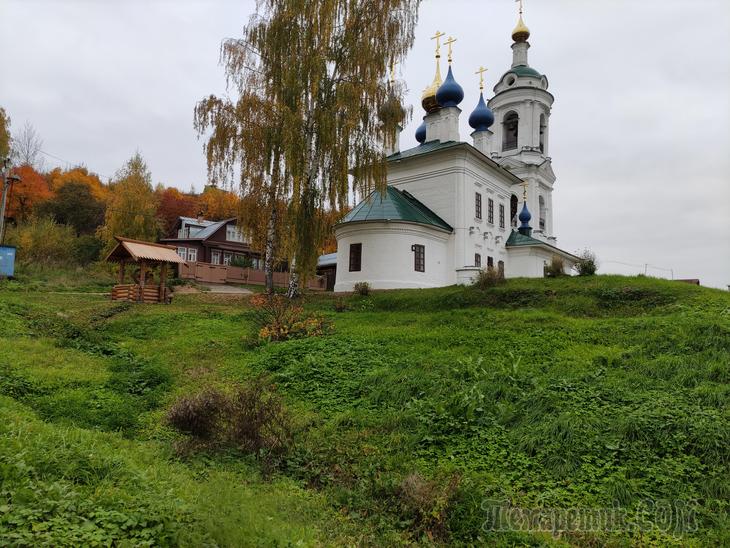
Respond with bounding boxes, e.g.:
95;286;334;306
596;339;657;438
487;1;557;240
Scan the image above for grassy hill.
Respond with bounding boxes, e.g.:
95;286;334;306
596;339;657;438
0;274;728;546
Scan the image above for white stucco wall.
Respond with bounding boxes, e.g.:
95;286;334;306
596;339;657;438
505;246;576;278
388;146;515;278
334;221;452;291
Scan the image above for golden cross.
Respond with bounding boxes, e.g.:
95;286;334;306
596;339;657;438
444;36;457;64
521;181;528;201
475;66;488;90
431;30;446;57
516;0;524;16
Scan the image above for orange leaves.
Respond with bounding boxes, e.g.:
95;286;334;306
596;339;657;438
197;185;240;221
156;187;199;235
6;165;52;222
47;167;107;201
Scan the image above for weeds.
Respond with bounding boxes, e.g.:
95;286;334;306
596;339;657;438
353;281;371;296
472;267;504;289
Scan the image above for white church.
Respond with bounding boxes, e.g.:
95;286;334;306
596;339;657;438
333;9;579;291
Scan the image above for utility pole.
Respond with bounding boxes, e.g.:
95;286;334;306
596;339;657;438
0;158;22;246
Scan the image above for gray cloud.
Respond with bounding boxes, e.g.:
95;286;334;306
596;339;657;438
1;0;728;287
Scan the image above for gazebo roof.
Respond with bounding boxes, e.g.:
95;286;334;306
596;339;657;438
105;237;187;264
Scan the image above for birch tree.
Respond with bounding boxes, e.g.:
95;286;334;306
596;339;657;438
195;0;419;296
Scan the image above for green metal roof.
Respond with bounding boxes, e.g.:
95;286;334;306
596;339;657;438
505;230;543;247
386;140;460;161
339;186;453;232
505;230;578;259
506;65;542;78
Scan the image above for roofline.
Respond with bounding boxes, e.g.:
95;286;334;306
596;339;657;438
105;236;186;264
388;141;524;185
335;218;453;234
114;236;178;250
506;237;580;261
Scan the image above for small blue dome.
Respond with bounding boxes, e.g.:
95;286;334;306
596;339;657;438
468;92;494;131
436;66;464;108
415;120;427;144
519;201;532;226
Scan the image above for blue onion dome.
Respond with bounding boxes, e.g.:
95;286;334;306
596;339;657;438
519;201;532;226
468;92;495;131
415;120;427;144
436;66;464;108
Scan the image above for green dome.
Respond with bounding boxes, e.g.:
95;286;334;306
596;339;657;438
506;65;542;78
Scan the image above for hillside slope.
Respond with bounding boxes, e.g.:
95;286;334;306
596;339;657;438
1;275;728;545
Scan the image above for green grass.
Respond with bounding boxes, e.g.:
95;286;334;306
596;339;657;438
1;273;728;545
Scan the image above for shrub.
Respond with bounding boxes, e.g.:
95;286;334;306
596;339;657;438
249;294;329;342
72;235;103;264
166;379;293;470
166;387;229;439
5;216;76;266
398;472;461;540
230;255;254;268
228;377;293;465
353;281;371;296
472;267;503;289
333;297;349;312
573;248;599;276
544;255;566;278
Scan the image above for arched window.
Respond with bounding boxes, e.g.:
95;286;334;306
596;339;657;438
539;114;547;153
510;194;519;227
539;196;546;230
502;111;519;151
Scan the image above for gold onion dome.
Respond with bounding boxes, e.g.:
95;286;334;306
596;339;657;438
512;14;530;42
421;67;442;113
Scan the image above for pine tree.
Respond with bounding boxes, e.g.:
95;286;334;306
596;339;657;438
195;0;420;295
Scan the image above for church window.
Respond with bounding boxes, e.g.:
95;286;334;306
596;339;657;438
487;256;494;269
487;198;494;224
349;243;362;272
499;204;505;228
412;244;425;272
475;192;482;220
503;111;519;151
510;194;519;227
539;114;547;153
539;196;546;230
475;253;481;267
498;260;505;278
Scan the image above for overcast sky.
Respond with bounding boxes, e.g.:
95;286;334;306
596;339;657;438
1;0;729;288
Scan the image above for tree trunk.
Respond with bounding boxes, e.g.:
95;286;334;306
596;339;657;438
286;256;299;299
264;201;276;294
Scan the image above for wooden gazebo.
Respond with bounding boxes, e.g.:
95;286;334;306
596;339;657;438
105;237;186;304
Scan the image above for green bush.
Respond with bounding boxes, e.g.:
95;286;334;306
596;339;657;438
573;248;598;276
230;255;254;268
72;235;103;264
5;216;76;266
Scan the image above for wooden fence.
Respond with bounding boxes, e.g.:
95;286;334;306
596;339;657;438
179;262;326;291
